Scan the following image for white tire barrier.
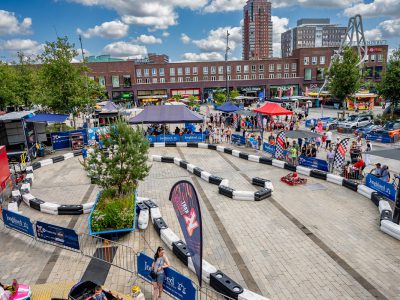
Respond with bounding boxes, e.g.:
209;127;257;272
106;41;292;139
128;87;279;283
357;185;375;199
198;143;209;149
63;152;74;160
327;174;344;185
176;142;188;147
160;228;181;250
150;207;162;223
272;159;285;169
151;155;162;162
380;220;400;240
154;142;166;148
188;257;218;284
239;289;270;300
248;155;260;163
138;209;150;230
39;159;53;167
217;145;225;152
233;190;256;201
232;150;240;157
295;166;311;176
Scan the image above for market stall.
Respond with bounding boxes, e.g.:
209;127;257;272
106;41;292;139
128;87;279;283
347;93;377;111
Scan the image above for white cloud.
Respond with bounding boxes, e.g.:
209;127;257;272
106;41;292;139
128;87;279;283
181;52;224;61
180;33;191;44
203;0;246;13
192;26;241;53
0;10;32;36
364;18;400;42
0;39;43;56
271;16;289;57
162;31;170;37
77;20;128;38
102;41;147;58
71;0;207;30
364;28;383;41
344;0;400;18
135;34;162;44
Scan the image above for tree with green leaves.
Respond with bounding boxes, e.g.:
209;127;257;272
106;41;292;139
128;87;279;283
0;62;16;110
327;47;361;112
187;95;197;107
229;89;240;100
213;89;226;106
377;48;400;118
38;36;104;124
84;118;150;196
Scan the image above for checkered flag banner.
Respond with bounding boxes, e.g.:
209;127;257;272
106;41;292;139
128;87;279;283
333;138;350;170
233;113;238;129
274;131;286;159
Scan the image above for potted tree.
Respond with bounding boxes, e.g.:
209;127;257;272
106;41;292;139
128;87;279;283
84;118;150;238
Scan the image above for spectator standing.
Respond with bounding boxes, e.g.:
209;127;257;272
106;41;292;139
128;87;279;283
325;130;332;149
380;165;391;182
151;247;170;300
327;147;335;172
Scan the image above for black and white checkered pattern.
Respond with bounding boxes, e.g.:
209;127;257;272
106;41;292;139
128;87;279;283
274;131;286;160
333;138;350;170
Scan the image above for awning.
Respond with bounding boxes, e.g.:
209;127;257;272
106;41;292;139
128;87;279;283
25;113;68;123
253;102;293;116
0;110;35;122
216;101;240;113
129;105;203;124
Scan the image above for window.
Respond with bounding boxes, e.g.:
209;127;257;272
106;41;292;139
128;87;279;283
370;54;376;62
193;76;198;82
227;75;231;80
218;75;223;81
236;65;241;73
251;74;256;79
236;75;241;80
203;76;208;81
211;66;216;74
144;69;149;77
177;68;183;75
317;68;325;80
284;64;289;71
312;56;317;65
269;64;274;72
277;73;282;79
159;78;165;83
244;65;249;73
211;76;216;81
98;76;106;87
159;68;165;76
284;73;289;78
269;74;274;79
203;66;208;74
277;64;282;72
218;66;224;74
152;78;158;83
291;63;296;71
152;68;157;76
170;77;176;83
112;75;120;88
170;68;175;76
244;74;249;80
378;54;383;62
178;77;183;82
185;67;190;75
291;73;296;78
320;56;325;64
304;68;312;80
186;77;191;82
145;78;150;84
304;57;309;65
251;65;256;73
227;66;231;74
123;75;131;87
259;64;264;71
136;69;142;77
259;74;264;79
193;67;198;74
136;78;142;84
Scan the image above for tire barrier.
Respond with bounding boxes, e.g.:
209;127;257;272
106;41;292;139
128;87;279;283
252;177;274;191
148;142;400;241
151;155;273;201
138;196;270;300
13;151;94;215
284;163;297;172
379;200;393;223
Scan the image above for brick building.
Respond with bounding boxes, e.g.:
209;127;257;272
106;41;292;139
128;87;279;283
86;44;388;105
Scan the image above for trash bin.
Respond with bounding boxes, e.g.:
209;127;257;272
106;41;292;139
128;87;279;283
38;147;45;157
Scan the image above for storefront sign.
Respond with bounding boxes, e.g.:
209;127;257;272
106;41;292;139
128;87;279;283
156;134;180;142
137;252;197;300
263;143;276;155
238;86;262;93
51;129;88;150
181;134;205;142
366;174;396;201
35;221;80;250
298;156;329;172
232;134;246;145
2;209;34;237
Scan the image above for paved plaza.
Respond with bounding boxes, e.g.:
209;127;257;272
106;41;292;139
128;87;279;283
1;137;400;299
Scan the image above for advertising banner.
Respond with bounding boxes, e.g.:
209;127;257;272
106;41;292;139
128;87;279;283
333;138;350;170
88;126;109;142
275;131;286;159
232;134;246;145
35;221;80;250
2;209;34;237
169;181;203;287
181;134;205;142
366;174;396;201
146;135;157;143
298;156;329;172
156;134;180;143
263;143;276;155
137;252;197;300
51;129;88;150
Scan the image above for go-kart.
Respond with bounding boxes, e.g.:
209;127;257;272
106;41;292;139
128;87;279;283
280;172;307;186
68;281;122;300
0;283;32;300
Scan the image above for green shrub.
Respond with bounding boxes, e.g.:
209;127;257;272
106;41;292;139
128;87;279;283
91;189;135;232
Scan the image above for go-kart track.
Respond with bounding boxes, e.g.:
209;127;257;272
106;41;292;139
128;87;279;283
1;144;400;299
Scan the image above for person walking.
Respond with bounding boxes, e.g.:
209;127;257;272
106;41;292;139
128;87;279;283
151;247;170;300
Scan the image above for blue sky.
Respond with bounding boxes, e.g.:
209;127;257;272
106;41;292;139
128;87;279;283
0;0;398;62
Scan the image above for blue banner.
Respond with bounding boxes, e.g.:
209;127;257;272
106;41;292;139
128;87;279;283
35;221;80;250
88;126;109;142
181;134;205;142
156;134;180;143
366;174;396;201
137;252;197;300
147;135;157;143
169;181;203;287
263;143;276;155
298;155;329;172
51;129;88;150
2;209;34;237
231;134;246;145
365;133;393;143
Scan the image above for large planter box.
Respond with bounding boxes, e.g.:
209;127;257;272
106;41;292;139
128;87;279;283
88;191;136;239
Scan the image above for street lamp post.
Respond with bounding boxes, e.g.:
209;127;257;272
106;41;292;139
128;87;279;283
225;30;230;101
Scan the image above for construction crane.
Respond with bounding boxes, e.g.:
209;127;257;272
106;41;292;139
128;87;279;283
318;14;368;97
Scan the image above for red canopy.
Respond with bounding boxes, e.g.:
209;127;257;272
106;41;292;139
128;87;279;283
253;102;294;116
